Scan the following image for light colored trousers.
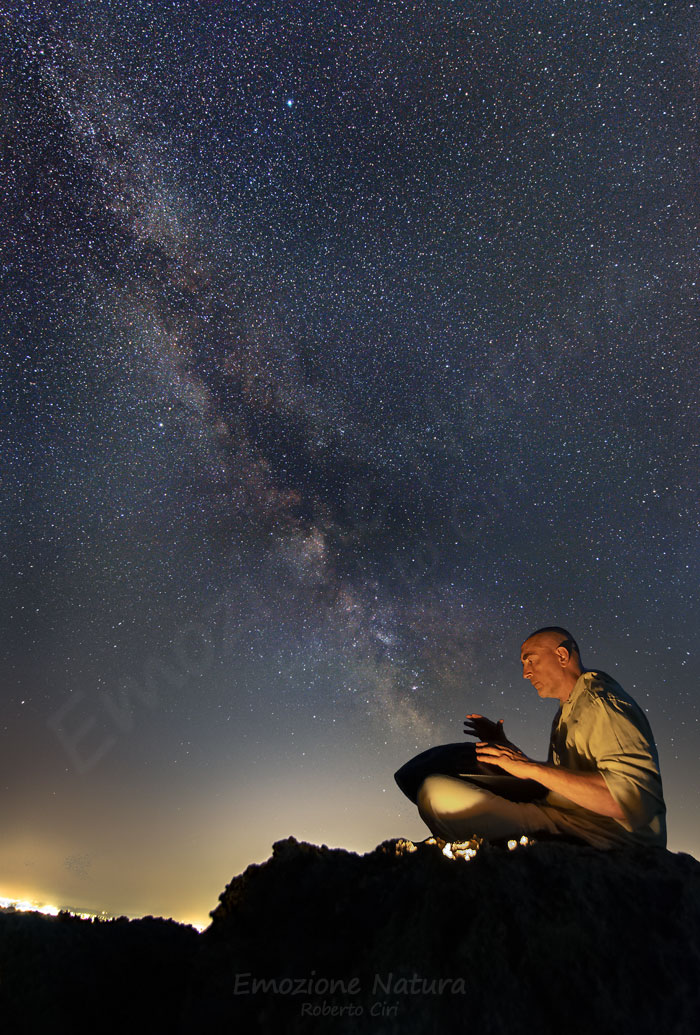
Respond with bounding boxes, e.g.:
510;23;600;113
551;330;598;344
417;775;562;842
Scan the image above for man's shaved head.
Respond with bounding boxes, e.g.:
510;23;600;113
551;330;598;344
524;626;580;661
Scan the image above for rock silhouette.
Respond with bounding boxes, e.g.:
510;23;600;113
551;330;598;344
3;837;700;1033
186;836;700;1033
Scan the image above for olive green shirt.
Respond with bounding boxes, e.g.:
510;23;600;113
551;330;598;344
539;670;666;848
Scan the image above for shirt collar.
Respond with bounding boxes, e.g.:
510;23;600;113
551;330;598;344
560;670;593;715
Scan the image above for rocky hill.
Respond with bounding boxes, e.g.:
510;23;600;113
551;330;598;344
186;836;700;1034
3;837;700;1033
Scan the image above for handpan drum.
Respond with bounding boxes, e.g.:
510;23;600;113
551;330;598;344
394;742;547;805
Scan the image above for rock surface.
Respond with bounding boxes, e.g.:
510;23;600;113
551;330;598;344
185;836;700;1033
3;837;700;1033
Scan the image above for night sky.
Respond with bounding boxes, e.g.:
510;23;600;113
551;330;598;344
2;0;698;927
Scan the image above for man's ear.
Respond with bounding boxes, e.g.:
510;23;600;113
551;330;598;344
554;647;569;666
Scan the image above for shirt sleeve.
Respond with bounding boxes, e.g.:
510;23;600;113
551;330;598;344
586;692;665;832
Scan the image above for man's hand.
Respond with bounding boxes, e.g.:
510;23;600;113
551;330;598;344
464;714;509;744
475;742;535;779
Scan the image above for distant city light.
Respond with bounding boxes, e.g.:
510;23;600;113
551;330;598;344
1;896;71;917
0;893;206;930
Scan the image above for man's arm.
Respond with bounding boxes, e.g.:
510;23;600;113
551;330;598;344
475;742;626;821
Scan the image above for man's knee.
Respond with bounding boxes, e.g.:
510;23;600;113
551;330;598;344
417;774;453;816
415;775;432;812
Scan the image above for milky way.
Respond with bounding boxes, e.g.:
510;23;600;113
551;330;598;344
1;1;698;922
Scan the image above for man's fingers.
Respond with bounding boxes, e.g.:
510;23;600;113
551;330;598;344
476;744;509;757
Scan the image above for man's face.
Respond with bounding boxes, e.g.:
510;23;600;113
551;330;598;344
520;635;568;700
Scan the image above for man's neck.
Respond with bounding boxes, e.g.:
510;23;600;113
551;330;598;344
557;667;584;704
